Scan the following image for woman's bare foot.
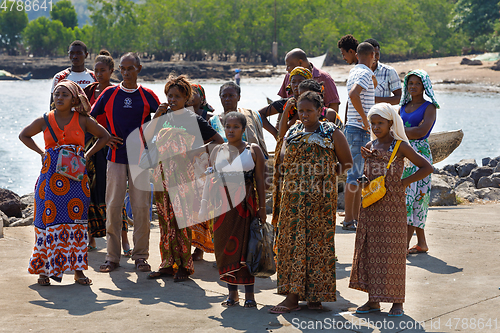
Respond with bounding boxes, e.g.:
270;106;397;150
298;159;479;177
356;301;380;313
388;303;404;316
37;274;50;286
307;301;323;310
269;294;300;313
173;266;190;282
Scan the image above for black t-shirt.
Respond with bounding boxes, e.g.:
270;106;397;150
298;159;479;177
159;108;217;149
265;98;289;115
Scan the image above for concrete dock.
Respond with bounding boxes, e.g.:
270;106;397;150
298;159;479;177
1;204;499;332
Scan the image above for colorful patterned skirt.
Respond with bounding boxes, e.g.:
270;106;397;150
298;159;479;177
276;141;338;302
349;148;407;303
28;147;90;281
212;176;256;285
403;139;432;229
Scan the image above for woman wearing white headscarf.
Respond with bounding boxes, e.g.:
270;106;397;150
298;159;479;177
349;102;432;317
399;70;438;255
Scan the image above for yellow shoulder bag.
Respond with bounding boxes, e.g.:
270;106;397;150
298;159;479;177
361;140;401;208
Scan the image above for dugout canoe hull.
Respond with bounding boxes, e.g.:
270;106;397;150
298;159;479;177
266;129;464;185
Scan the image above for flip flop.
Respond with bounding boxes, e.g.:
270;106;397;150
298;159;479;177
221;298;239;307
244;300;257;308
408;245;428;254
268;305;301;314
123;248;133;258
135;259;151;272
99;261;120;273
37;277;50;286
342;220;357;231
356;307;381;314
74;277;93;285
388;309;404;317
87;245;97;251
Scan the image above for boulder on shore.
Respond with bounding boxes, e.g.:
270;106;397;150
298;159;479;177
430;174;457;206
460;58;482;66
470;167;494;186
455;182;478;202
456;159;477;178
473;188;500;201
0;188;25;218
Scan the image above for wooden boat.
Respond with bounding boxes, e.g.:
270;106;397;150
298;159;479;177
0;70;32;81
266;129;464;185
427;129;463;164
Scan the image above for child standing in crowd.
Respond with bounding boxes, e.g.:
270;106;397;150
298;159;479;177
349;103;432;316
399;70;438;254
83;50;132;257
199;112;267;308
343;42;377;231
20;80;110;286
270;91;352;313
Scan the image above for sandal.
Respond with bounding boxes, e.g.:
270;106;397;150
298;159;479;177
147;268;174;279
37;277;50;286
268;305;301;314
99;261;120;273
173;268;190;282
221;298;239;307
123;248;133;258
135;259;151;272
342;220;357;231
87;245;97;251
74;277;93;285
244;299;257;308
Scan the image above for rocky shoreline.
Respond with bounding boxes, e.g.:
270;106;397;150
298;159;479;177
2;155;499;230
0;54;282;81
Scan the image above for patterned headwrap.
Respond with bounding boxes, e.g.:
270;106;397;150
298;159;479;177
192;83;215;113
53;79;91;116
286;66;313;93
400;69;440;109
368;103;409;143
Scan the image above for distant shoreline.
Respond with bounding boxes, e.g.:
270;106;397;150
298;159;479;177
1;54;500;93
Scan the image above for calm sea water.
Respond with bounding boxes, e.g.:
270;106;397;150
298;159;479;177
1;77;499;195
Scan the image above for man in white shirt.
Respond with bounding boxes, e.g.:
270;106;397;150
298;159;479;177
50;40;96;106
343;42;376;231
364;38;402;105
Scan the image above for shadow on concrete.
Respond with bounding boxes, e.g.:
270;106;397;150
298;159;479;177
406;253;463;274
208;291;360;332
28;283;122;315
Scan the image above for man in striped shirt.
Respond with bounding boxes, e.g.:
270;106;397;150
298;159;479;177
365;38;402;105
343;42;377;231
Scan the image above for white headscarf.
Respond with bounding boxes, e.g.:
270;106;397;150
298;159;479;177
367;103;409;143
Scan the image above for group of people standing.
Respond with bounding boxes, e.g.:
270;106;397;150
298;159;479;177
20;36;438;316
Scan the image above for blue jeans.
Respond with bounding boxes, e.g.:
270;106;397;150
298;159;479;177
344;125;370;185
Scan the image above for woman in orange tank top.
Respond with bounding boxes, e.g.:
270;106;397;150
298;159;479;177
19;80;110;286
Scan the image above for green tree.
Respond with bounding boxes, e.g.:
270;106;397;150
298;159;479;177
50;0;79;29
450;0;500;40
23;16;75;56
87;0;144;55
0;9;29;54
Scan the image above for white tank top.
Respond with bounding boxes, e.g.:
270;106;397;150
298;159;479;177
215;145;255;173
